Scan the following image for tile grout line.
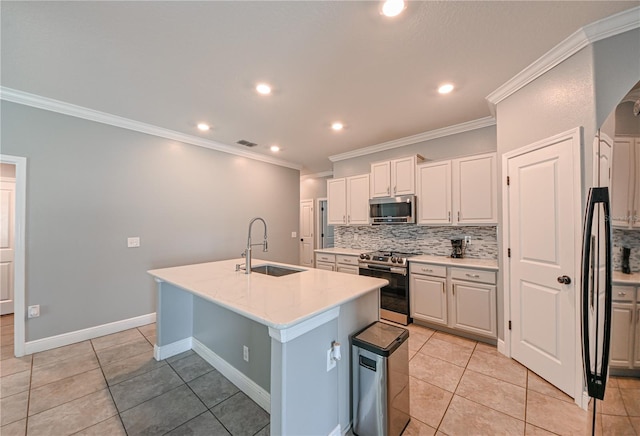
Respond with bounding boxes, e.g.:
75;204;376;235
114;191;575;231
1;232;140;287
90;337;129;436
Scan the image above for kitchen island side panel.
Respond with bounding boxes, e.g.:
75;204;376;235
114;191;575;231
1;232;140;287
193;295;271;392
157;282;193;347
270;319;339;436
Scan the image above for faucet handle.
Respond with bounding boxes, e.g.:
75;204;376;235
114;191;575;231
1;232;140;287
241;251;247;258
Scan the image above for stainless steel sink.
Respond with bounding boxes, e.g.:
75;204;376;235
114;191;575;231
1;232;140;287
251;264;306;277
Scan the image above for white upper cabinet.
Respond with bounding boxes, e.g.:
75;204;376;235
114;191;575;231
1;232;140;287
611;137;640;228
327;174;370;226
417;152;497;226
370;156;421;198
417;161;452;225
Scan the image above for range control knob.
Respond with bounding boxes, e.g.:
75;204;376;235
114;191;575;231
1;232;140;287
360;253;370;260
390;256;398;263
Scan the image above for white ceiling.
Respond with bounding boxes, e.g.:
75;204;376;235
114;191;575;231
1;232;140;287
1;1;637;174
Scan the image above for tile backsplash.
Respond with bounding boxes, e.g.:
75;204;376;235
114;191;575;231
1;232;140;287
334;225;498;259
613;228;640;272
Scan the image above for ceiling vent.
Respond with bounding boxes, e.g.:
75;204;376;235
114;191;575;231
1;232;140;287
236;139;258;147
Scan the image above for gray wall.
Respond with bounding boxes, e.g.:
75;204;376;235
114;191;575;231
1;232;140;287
332;125;497;178
300;174;329;201
1;101;300;342
495;28;640;341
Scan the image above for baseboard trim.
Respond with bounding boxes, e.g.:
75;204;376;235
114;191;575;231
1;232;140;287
328;424;341;436
154;337;193;361
497;338;506;356
192;337;271;413
24;313;156;355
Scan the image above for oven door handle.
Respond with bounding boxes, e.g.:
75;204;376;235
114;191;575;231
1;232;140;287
360;264;407;276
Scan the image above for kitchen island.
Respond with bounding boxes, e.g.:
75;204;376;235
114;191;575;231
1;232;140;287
148;258;387;436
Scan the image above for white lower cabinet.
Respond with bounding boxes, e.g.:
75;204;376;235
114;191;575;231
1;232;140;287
411;270;447;326
610;285;638;370
315;252;359;275
410;262;497;339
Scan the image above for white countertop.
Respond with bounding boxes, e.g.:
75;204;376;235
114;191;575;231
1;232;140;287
148;258;387;330
409;255;498;271
314;247;362;256
613;271;640;285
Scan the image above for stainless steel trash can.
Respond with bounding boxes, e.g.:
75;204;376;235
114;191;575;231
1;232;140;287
352;322;410;436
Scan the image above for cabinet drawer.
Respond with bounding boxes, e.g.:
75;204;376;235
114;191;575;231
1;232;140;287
336;255;359;266
337;265;359;275
410;263;446;277
451;268;496;285
316;253;336;263
316;261;335;272
613;286;635;303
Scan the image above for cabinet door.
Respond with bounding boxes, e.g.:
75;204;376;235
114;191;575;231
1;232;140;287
337;265;359;275
392;157;416;196
453;153;497;225
417;161;451;225
633;139;640;228
611;138;633;228
450;281;497;338
347;174;370;225
370;161;391;198
410;274;447;326
610;302;633;368
327;178;347;225
316;261;335;271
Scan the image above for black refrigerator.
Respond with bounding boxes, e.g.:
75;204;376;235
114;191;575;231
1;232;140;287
581;185;613;434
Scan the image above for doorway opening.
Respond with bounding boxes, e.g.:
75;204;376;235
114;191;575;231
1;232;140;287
0;155;26;357
317;198;334;250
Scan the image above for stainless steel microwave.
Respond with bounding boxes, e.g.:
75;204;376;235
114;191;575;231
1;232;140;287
369;195;416;224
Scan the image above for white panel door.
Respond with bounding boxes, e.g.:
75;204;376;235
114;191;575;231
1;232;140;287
417;162;451;225
0;178;15;315
507;137;577;396
299;200;314;267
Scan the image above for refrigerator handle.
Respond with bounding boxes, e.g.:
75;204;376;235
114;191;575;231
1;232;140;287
581;187;613;400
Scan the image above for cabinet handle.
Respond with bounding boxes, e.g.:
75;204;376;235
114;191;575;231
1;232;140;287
618;291;627;296
442;285;445;293
629;210;632;224
448;211;451;222
348;215;350;223
466;273;481;278
343;215;346;224
387;187;390;195
422;268;433;273
458;211;461;221
635;211;637;223
394;186;397;194
453;287;455;295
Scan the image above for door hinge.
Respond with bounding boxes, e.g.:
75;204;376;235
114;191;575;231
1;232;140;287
508;248;511;257
506;176;510;186
509;320;512;330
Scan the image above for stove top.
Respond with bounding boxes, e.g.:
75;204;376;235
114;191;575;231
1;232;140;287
359;251;418;267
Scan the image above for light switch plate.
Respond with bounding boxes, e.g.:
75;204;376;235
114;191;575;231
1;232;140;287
327;349;336;372
291;231;297;238
127;237;140;248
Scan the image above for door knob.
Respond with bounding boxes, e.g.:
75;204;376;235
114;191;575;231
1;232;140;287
557;275;571;285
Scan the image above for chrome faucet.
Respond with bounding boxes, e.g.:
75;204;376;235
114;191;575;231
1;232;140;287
237;217;268;274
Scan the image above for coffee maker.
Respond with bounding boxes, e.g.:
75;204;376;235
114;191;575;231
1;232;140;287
450;237;466;258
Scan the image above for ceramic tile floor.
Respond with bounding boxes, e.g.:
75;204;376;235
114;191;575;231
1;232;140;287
1;314;639;435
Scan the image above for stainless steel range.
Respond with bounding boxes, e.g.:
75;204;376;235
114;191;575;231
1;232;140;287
358;251;416;325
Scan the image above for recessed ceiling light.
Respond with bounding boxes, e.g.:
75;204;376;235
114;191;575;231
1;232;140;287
331;122;344;131
438;83;455;94
270;145;280;152
197;123;210;131
381;0;405;17
256;83;272;95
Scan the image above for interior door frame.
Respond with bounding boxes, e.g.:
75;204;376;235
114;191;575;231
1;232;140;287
501;127;585;408
0;154;26;357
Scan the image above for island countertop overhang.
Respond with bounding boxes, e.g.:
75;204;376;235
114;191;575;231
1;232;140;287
148;258;388;331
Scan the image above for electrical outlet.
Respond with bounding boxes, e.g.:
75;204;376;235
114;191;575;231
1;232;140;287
243;345;249;362
28;305;40;318
327;348;336;372
127;237;140;248
465;236;471;246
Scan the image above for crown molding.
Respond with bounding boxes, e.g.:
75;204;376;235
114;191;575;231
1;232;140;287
328;116;496;163
300;170;333;180
487;6;640;109
0;87;303;171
